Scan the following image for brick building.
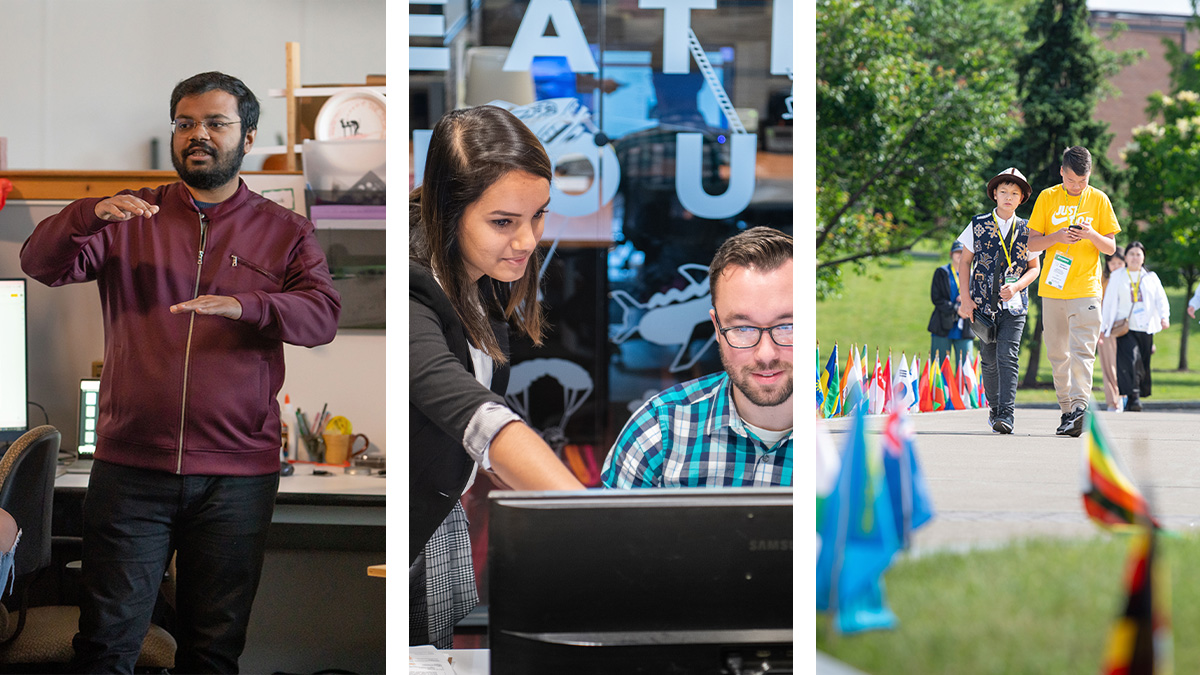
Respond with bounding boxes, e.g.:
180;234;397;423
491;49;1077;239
1090;1;1199;166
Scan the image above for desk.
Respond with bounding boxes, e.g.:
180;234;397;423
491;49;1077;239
446;649;489;675
53;463;386;674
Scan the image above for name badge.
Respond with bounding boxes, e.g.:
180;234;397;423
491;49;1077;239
1045;253;1072;290
1003;274;1022;311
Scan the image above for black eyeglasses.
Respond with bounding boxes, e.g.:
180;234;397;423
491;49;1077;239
171;119;242;134
714;316;794;348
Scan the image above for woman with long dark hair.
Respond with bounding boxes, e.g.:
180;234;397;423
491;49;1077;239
1100;241;1170;412
409;105;583;647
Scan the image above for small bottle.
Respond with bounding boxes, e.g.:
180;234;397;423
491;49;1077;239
281;394;296;461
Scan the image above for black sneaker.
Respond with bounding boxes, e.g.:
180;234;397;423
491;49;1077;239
1126;397;1143;412
1064;408;1086;438
993;417;1013;434
1055;413;1071;435
988;409;997;432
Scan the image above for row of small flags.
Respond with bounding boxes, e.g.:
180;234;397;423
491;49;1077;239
816;343;986;418
818;395;1170;672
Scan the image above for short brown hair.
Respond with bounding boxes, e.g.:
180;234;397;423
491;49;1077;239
708;227;793;303
1062;146;1092;176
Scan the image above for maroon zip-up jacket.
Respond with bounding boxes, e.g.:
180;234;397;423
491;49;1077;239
20;180;340;476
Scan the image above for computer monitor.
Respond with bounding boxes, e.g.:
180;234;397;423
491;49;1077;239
487;488;793;674
0;279;28;444
76;378;101;458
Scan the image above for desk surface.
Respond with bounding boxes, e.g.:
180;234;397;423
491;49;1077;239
55;462;386;505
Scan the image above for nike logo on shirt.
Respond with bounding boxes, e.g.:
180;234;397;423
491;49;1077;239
1050;213;1071;226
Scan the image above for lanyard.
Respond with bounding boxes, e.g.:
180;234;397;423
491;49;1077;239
1130;269;1142;303
992;211;1016;272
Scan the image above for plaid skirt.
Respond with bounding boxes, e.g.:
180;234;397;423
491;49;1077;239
409;501;479;648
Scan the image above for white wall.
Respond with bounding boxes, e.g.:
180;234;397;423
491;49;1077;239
0;0;387;452
0;0;385;170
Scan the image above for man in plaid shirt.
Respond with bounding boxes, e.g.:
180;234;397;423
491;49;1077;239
602;227;793;488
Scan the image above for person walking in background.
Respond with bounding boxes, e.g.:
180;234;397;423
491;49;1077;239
1101;242;1169;412
1098;247;1126;411
928;241;974;367
1026;146;1119;437
1186;278;1200;321
956;168;1040;434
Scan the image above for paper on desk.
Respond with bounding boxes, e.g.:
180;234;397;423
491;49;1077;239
409;645;457;675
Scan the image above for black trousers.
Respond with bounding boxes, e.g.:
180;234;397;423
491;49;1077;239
1116;330;1154;399
71;459;278;674
980;311;1027;418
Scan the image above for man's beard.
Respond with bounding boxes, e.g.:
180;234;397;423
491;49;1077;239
172;139;245;192
720;351;793;408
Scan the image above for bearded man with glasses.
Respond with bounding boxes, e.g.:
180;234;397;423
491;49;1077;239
21;71;340;673
601;227;793;488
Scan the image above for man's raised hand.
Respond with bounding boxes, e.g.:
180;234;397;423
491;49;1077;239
95;196;160;222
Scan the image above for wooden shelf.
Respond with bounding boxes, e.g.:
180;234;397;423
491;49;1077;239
0;170;301;201
267;86;385;98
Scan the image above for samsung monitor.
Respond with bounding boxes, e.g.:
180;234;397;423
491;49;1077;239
0;279;28;445
488;488;793;674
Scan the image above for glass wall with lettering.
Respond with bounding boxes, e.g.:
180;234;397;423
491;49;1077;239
409;0;793;620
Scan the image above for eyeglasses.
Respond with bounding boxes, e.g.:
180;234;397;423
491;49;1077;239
171;119;242;134
714;316;794;349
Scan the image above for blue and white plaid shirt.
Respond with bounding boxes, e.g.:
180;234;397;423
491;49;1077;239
601;372;793;488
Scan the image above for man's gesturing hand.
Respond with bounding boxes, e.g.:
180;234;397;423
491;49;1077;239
95;196;160;221
170;295;243;320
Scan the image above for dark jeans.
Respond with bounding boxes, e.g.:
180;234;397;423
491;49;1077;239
1116;330;1154;399
980;311;1027;419
71;459;278;674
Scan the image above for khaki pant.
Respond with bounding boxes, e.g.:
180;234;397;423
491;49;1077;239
1042;296;1101;413
1098;332;1120;409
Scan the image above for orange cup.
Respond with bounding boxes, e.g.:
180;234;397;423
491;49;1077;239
322;432;369;465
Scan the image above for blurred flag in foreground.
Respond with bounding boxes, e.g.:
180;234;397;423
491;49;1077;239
881;403;935;549
1100;524;1172;675
1081;410;1160;531
817;391;899;634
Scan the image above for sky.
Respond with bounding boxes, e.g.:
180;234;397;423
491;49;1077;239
1089;0;1195;16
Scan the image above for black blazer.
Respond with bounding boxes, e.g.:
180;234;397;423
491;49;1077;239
409;262;511;564
927;263;971;337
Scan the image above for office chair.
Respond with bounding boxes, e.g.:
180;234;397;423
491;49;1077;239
0;425;176;671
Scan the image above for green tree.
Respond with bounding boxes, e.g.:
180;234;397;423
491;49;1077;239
1122;92;1200;370
815;0;1024;298
987;0;1139;386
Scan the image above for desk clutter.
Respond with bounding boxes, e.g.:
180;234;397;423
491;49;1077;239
280;395;382;473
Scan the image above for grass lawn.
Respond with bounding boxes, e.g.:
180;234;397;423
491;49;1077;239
816;247;1200;404
817;535;1195;675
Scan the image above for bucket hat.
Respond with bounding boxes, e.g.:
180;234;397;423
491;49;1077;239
987;167;1032;203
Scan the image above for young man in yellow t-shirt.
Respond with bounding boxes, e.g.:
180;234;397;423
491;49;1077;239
1026;146;1120;437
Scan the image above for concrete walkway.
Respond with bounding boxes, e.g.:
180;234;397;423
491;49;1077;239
817;405;1200;674
822;405;1200;552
